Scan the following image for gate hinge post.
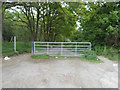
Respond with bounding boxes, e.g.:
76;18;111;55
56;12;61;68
34;42;35;54
32;42;34;54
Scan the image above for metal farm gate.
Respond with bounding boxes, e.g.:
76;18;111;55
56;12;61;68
33;42;92;57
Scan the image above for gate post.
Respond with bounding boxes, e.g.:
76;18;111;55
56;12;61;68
34;42;35;54
89;42;92;51
14;36;16;52
32;42;34;54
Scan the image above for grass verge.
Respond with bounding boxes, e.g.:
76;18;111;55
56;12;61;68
80;51;103;63
31;53;102;63
31;54;50;59
80;56;103;63
31;54;74;59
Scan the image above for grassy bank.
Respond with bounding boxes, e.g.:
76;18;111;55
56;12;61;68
93;46;118;61
2;41;32;57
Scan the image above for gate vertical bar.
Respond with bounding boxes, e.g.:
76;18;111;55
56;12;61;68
47;42;49;54
14;36;16;52
75;42;77;56
61;42;63;56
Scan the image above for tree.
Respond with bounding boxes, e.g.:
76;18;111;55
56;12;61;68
3;2;77;42
73;2;120;47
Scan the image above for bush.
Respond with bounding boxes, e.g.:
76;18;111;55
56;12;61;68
94;46;104;55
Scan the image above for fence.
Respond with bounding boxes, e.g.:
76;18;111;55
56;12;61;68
33;42;92;57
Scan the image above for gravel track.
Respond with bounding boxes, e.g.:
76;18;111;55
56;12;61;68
2;54;118;88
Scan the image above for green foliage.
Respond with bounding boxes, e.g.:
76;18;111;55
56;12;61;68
102;47;118;61
16;42;31;54
2;2;120;61
94;46;104;55
56;53;74;58
2;42;31;57
3;11;14;41
3;2;119;44
2;42;14;56
93;46;118;60
82;51;98;60
72;2;120;47
3;2;77;42
31;54;50;59
80;50;102;63
31;54;74;59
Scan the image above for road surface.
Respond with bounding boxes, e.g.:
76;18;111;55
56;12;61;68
2;54;118;88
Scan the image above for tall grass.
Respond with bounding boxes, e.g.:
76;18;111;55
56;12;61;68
16;42;31;54
2;41;32;57
93;46;118;61
80;50;102;63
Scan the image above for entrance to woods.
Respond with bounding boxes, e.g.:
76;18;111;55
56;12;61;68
33;42;92;57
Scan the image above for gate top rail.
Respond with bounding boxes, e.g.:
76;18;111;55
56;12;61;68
34;42;91;44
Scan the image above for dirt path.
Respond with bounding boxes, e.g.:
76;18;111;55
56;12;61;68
2;54;118;88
